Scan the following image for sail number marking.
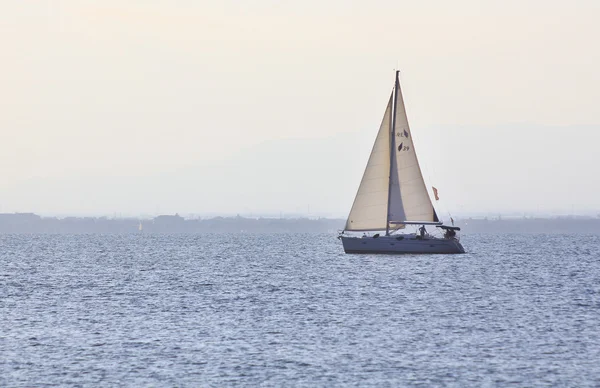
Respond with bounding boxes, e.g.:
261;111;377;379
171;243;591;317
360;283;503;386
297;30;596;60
397;142;410;152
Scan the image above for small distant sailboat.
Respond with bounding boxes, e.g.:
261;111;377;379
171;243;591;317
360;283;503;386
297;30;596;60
339;71;464;254
138;222;143;232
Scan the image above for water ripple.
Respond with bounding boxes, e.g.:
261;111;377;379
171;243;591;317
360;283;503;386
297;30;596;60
1;233;599;386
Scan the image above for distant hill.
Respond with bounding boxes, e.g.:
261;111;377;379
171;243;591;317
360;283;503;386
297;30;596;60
0;213;342;234
456;217;600;235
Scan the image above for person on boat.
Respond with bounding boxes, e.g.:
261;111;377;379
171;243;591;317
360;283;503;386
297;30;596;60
444;229;456;239
418;225;426;239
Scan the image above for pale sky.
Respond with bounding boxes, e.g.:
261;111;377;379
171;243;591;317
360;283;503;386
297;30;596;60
1;0;599;217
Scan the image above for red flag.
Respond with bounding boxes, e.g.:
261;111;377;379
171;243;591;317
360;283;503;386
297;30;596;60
432;186;439;201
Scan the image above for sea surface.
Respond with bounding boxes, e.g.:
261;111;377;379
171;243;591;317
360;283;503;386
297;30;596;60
1;233;599;387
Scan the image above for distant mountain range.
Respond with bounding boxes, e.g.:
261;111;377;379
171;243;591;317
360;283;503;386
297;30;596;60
3;124;598;217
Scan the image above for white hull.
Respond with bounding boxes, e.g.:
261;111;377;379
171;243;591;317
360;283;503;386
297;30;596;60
341;234;465;254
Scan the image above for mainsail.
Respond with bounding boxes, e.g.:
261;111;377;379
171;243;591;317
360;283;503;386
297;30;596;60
388;75;438;224
345;72;438;233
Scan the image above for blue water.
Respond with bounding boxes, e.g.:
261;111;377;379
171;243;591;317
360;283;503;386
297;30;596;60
1;234;599;386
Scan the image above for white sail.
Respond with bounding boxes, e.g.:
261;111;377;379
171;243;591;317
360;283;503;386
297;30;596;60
389;78;438;223
344;94;393;231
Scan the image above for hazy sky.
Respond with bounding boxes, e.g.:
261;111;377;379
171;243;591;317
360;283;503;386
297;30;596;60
1;0;599;217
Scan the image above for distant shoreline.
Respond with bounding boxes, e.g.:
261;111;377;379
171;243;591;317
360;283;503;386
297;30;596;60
1;213;600;235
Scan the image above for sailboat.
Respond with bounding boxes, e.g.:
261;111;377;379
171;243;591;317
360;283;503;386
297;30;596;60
339;71;464;254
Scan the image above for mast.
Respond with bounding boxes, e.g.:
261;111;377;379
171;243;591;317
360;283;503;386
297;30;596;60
385;70;399;236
